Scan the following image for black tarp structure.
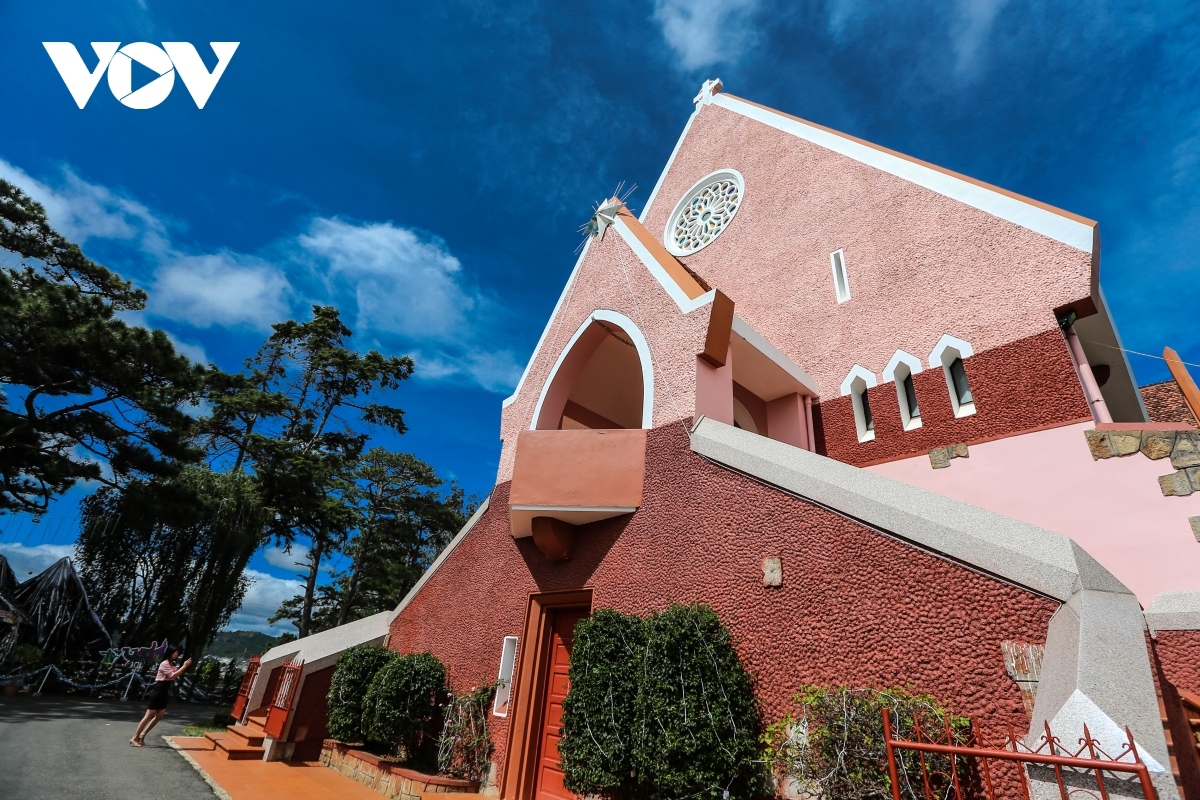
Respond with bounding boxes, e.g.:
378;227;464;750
11;557;110;660
0;555;28;664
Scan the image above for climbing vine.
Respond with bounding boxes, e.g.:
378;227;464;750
437;683;497;782
763;685;970;800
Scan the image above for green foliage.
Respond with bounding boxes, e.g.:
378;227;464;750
764;685;970;800
327;644;398;744
76;467;266;660
560;604;766;800
6;643;42;668
0;179;206;514
437;683;497;782
206;630;278;661
196;658;222;691
362;651;448;765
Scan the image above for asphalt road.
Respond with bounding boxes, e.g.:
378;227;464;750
0;693;223;799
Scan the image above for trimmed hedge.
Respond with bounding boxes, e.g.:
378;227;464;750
560;604;765;800
363;651;448;763
327;644;397;744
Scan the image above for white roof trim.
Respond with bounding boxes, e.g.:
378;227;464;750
839;364;878;396
882;350;924;383
503;238;593;409
731;315;820;396
612;215;715;314
929;334;975;369
388;497;491;626
712;93;1096;253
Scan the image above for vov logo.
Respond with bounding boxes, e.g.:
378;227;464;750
43;42;239;109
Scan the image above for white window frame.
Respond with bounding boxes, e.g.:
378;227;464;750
830;249;851;303
840;365;877;442
882;350;924;431
491;636;519;717
928;335;976;418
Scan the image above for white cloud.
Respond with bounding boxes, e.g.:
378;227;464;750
149;252;292;330
224;568;303;634
653;0;761;71
299;217;472;342
260;544;334;574
0;543;76;580
0;158;170;255
951;0;1011;78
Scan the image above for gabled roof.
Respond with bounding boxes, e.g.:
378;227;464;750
643;81;1098;254
259;609;390;669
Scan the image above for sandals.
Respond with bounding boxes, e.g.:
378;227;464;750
130;737;144;747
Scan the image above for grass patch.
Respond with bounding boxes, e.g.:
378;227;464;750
182;723;227;737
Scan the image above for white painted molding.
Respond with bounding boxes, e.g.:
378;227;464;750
612;215;716;314
928;334;975;369
882;350;924;383
529;309;655;431
732;315;820;396
839;364;878;397
712;93;1096;253
503;238;593;409
662;168;745;257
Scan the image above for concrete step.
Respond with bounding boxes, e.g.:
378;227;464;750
206;731;265;761
226;725;265;747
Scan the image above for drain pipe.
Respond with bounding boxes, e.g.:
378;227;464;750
1060;314;1112;424
803;395;816;452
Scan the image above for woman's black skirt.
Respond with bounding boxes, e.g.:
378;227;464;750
146;681;171;710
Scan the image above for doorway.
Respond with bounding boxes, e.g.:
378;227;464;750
532;609;587;800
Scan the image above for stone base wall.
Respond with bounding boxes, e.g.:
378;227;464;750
320;741;480;800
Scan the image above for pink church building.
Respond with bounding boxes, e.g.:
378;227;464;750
237;81;1200;800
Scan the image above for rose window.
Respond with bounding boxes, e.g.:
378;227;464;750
665;171;744;256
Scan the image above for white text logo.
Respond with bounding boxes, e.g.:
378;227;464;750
43;42;239;109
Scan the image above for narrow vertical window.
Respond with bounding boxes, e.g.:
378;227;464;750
492;636;519;716
859;386;874;434
903;373;920;418
830;249;851;303
949;358;972;405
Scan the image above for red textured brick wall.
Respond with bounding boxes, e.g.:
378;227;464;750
1141;381;1199;427
1155;630;1200;697
817;327;1091;466
389;425;1058;787
289;664;335;762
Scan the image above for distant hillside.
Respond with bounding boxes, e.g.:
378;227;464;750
207;630;281;660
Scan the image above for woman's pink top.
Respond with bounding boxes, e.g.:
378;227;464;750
155;659;180;682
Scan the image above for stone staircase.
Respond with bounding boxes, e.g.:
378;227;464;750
204;707;268;761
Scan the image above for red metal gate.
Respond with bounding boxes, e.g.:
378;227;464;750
883;708;1158;800
231;655;260;721
263;658;303;739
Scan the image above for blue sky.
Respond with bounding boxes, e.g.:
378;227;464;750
0;0;1197;632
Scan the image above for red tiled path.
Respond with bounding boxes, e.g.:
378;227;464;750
170;737;383;799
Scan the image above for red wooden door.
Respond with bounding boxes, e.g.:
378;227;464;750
533;609;587;800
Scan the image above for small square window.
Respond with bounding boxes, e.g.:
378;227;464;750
830;249;851;303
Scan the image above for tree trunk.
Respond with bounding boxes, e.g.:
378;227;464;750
298;537;323;639
336;527;371;627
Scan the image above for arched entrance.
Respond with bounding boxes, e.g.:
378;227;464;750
532;311;653;431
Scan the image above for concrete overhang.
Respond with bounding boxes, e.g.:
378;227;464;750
731;315;819;400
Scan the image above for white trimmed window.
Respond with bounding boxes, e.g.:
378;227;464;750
664;170;744;256
830;249;851;303
929;335;976;418
491;636;519;716
883;350;924;431
840;365;877;443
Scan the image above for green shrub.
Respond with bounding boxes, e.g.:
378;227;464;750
764;685;970;800
437;683;497;782
560;604;765;800
327;644;397;744
362;651;448;764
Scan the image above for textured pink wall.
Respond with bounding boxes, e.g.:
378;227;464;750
869;421;1200;603
819;329;1091;465
391;425;1058;788
497;233;713;482
1155;631;1200;696
641;103;1094;399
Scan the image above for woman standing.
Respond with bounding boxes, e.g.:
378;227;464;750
130;645;192;747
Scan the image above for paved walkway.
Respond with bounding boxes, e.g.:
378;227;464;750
0;694;223;799
171;736;383;799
